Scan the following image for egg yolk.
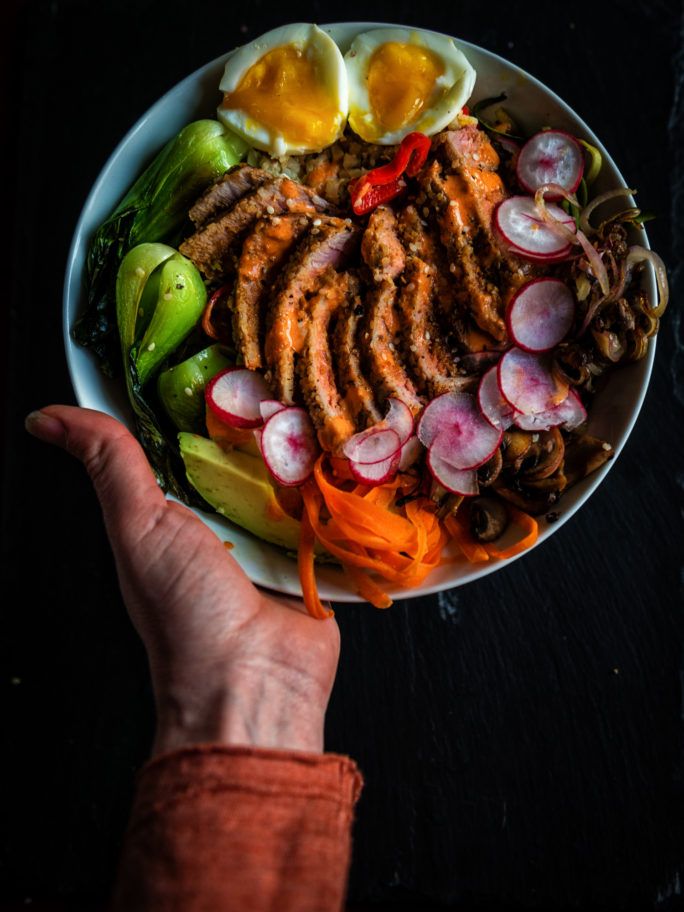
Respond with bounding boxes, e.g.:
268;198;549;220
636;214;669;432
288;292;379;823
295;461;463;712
221;44;341;148
367;42;445;133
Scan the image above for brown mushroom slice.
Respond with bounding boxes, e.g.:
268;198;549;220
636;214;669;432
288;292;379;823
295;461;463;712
519;428;565;482
477;447;503;487
493;466;567;516
469;496;509;542
563;434;614;487
501;429;534;468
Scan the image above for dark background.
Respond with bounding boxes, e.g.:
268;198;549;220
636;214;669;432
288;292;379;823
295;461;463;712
3;0;683;909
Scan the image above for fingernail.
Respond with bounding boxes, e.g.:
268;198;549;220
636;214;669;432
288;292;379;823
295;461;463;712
25;410;67;447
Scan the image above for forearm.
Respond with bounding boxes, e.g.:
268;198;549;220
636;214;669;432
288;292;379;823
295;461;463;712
109;745;363;912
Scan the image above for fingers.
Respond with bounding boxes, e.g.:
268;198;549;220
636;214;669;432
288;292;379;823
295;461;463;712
26;405;167;542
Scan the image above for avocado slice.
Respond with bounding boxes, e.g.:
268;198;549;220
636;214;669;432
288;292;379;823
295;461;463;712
178;432;303;552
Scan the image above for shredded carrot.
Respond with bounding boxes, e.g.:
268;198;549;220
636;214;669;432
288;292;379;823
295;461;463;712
483;506;539;560
443;512;491;563
297;499;333;619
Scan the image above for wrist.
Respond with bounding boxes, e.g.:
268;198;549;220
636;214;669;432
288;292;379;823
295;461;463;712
150;661;327;756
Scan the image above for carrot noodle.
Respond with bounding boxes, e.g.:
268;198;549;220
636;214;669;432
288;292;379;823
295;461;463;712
297;500;333;619
443;512;491;563
483;506;539;560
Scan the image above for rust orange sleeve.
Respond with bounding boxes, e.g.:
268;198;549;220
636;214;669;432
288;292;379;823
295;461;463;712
109;744;363;912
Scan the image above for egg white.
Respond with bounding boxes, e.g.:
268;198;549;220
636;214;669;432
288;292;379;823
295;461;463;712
217;23;348;157
344;27;476;145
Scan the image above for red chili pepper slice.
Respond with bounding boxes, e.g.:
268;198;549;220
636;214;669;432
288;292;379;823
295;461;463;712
349;132;431;216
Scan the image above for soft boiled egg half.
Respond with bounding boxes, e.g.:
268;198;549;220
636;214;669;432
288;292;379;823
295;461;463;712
344;27;476;145
217;23;348;157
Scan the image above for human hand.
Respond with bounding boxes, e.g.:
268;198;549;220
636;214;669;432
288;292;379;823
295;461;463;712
25;406;340;755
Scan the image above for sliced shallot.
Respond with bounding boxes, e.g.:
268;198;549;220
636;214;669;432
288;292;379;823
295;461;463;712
498;347;569;416
516;130;584;196
260;406;319;486
205;367;272;428
506;278;576;352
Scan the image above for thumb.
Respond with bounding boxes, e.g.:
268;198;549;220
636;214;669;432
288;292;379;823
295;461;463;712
25;405;167;544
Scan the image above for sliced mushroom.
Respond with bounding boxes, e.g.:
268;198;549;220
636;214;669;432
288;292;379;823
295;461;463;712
519;428;565;482
477;447;503;487
563;434;614;487
470;496;509;542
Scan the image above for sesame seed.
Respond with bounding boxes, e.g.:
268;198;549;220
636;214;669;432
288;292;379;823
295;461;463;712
389;342;395;351
135;267;145;277
313;218;322;226
163;292;173;300
266;205;275;215
602;442;612;450
147;342;156;352
184;387;193;397
425;331;431;341
407;282;416;292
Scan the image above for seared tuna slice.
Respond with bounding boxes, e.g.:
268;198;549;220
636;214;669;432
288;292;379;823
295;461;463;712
333;301;382;429
179;176;332;282
299;268;359;453
264;218;361;405
396;256;475;398
234;214;313;370
360;279;424;416
360;205;406;283
189;163;273;227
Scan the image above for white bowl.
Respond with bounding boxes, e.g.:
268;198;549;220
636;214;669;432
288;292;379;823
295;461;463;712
63;22;656;602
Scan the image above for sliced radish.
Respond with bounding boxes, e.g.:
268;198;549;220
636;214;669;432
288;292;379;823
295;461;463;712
477;364;516;430
398;435;424;471
343;426;402;465
428;414;503;472
419;393;503;470
505;238;573;265
516;130;584;196
506;278;576;352
259;399;286;422
260;406;319;486
205;367;272;429
426;449;479;496
378;397;414;444
349;450;400;485
417;392;468;448
495;196;576;260
514;389;587;432
498;347;569;416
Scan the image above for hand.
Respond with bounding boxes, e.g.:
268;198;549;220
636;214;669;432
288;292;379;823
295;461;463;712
25;406;340;755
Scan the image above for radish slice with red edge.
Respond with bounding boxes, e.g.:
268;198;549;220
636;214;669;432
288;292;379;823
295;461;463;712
343;426;402;465
426;449;479;496
428;414;503;472
379;397;414;443
477;364;516;430
398;435;423;471
260;406;319;486
506;278;576;352
498;347;569;415
419;393;503;470
516;130;584;196
205;367;272;428
495;196;576;260
259;399;285;422
348;449;400;485
514;389;587;432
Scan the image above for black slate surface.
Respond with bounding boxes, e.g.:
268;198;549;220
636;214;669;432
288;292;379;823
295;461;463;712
3;0;684;909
